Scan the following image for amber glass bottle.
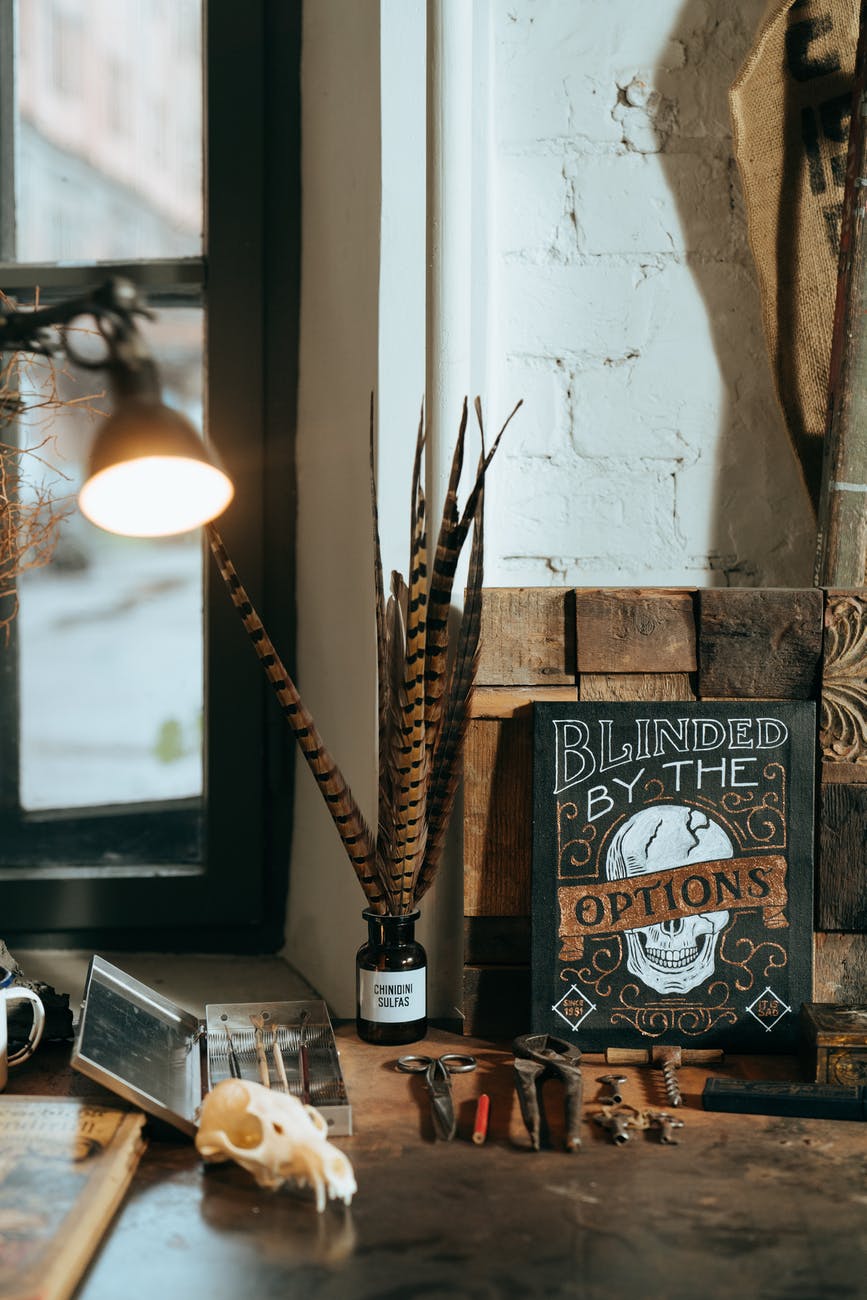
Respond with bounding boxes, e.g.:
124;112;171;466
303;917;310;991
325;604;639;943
356;909;427;1045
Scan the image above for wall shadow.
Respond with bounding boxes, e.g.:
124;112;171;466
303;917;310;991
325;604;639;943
655;0;817;588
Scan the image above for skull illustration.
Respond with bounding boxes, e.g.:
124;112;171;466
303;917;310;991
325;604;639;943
195;1079;356;1212
606;805;732;995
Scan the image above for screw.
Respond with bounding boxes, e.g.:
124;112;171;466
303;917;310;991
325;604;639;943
661;1059;682;1106
597;1073;628;1105
648;1111;685;1145
651;1046;683;1108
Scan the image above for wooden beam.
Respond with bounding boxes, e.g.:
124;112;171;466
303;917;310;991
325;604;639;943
814;932;867;1003
463;716;532;918
818;782;867;930
579;672;695;702
464;917;529;965
574;588;696;674
814;0;867;586
461;965;530;1038
475;588;575;686
468;685;578;718
697;588;823;699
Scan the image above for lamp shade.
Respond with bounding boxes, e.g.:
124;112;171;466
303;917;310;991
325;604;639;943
78;399;234;537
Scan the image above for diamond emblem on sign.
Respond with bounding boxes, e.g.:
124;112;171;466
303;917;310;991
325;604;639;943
552;984;596;1032
746;985;792;1032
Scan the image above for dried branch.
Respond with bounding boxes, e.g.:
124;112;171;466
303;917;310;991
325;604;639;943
0;324;105;639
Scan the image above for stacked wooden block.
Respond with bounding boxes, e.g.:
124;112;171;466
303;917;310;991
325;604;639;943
462;586;867;1037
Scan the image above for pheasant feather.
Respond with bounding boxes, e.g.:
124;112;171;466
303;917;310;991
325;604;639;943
421;399;521;760
208;397;517;918
423;398;469;761
206;524;387;911
377;574;408;912
390;419;429;913
416;468;486;902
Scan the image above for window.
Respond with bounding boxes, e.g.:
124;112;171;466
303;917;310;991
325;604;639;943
0;0;300;950
49;7;82;100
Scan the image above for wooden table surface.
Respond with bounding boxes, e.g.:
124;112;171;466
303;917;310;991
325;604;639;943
14;1024;867;1300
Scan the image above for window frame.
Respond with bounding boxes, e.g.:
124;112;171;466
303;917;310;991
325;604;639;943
0;0;299;952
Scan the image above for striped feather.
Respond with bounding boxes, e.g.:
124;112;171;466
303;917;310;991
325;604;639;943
209;396;518;917
453;399;522;544
377;574;408;912
390;421;429;913
423;397;468;760
206;524;387;911
421;401;520;760
415;476;485;902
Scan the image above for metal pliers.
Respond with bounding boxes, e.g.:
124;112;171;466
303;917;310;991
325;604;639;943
513;1033;583;1152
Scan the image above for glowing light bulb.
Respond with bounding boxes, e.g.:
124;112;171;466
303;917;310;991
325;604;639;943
79;455;234;537
78;399;234;537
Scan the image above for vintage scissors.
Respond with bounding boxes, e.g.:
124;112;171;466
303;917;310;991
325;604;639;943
396;1052;477;1141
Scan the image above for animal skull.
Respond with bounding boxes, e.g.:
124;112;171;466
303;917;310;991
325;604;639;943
606;804;732;996
195;1079;357;1212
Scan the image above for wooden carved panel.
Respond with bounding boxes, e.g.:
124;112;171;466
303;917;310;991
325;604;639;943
821;592;867;769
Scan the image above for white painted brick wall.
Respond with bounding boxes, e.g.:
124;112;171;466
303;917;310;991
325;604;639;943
485;0;816;589
294;1;821;1017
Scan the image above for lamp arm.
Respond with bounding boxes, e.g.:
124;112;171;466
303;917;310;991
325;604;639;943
0;277;159;400
0;276;231;538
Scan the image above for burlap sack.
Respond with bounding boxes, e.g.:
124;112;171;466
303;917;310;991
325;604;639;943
731;0;859;510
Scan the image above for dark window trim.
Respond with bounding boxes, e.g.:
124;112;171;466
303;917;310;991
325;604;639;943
0;260;205;299
0;0;300;953
0;1;16;261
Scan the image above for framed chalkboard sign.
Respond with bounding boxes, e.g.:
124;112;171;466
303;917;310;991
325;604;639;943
531;701;815;1052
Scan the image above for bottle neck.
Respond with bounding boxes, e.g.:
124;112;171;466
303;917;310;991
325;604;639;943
363;909;420;947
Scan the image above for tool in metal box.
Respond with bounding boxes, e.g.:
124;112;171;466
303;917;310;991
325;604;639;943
71;955;351;1138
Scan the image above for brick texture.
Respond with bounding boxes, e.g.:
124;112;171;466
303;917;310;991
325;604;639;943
485;0;815;593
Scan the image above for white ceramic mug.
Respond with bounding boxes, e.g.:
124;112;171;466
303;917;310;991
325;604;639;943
0;987;45;1091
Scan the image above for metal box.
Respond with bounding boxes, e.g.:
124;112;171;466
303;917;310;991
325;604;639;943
800;1003;867;1086
71;955;351;1137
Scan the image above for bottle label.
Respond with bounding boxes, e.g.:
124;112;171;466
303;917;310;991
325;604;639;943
359;968;426;1022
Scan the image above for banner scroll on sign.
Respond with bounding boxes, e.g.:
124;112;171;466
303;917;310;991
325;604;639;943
557;854;789;961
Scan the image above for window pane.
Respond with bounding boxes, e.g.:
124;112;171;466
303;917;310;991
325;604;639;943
16;0;203;263
15;307;204;812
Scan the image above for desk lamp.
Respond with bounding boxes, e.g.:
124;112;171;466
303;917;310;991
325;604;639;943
0;276;233;537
